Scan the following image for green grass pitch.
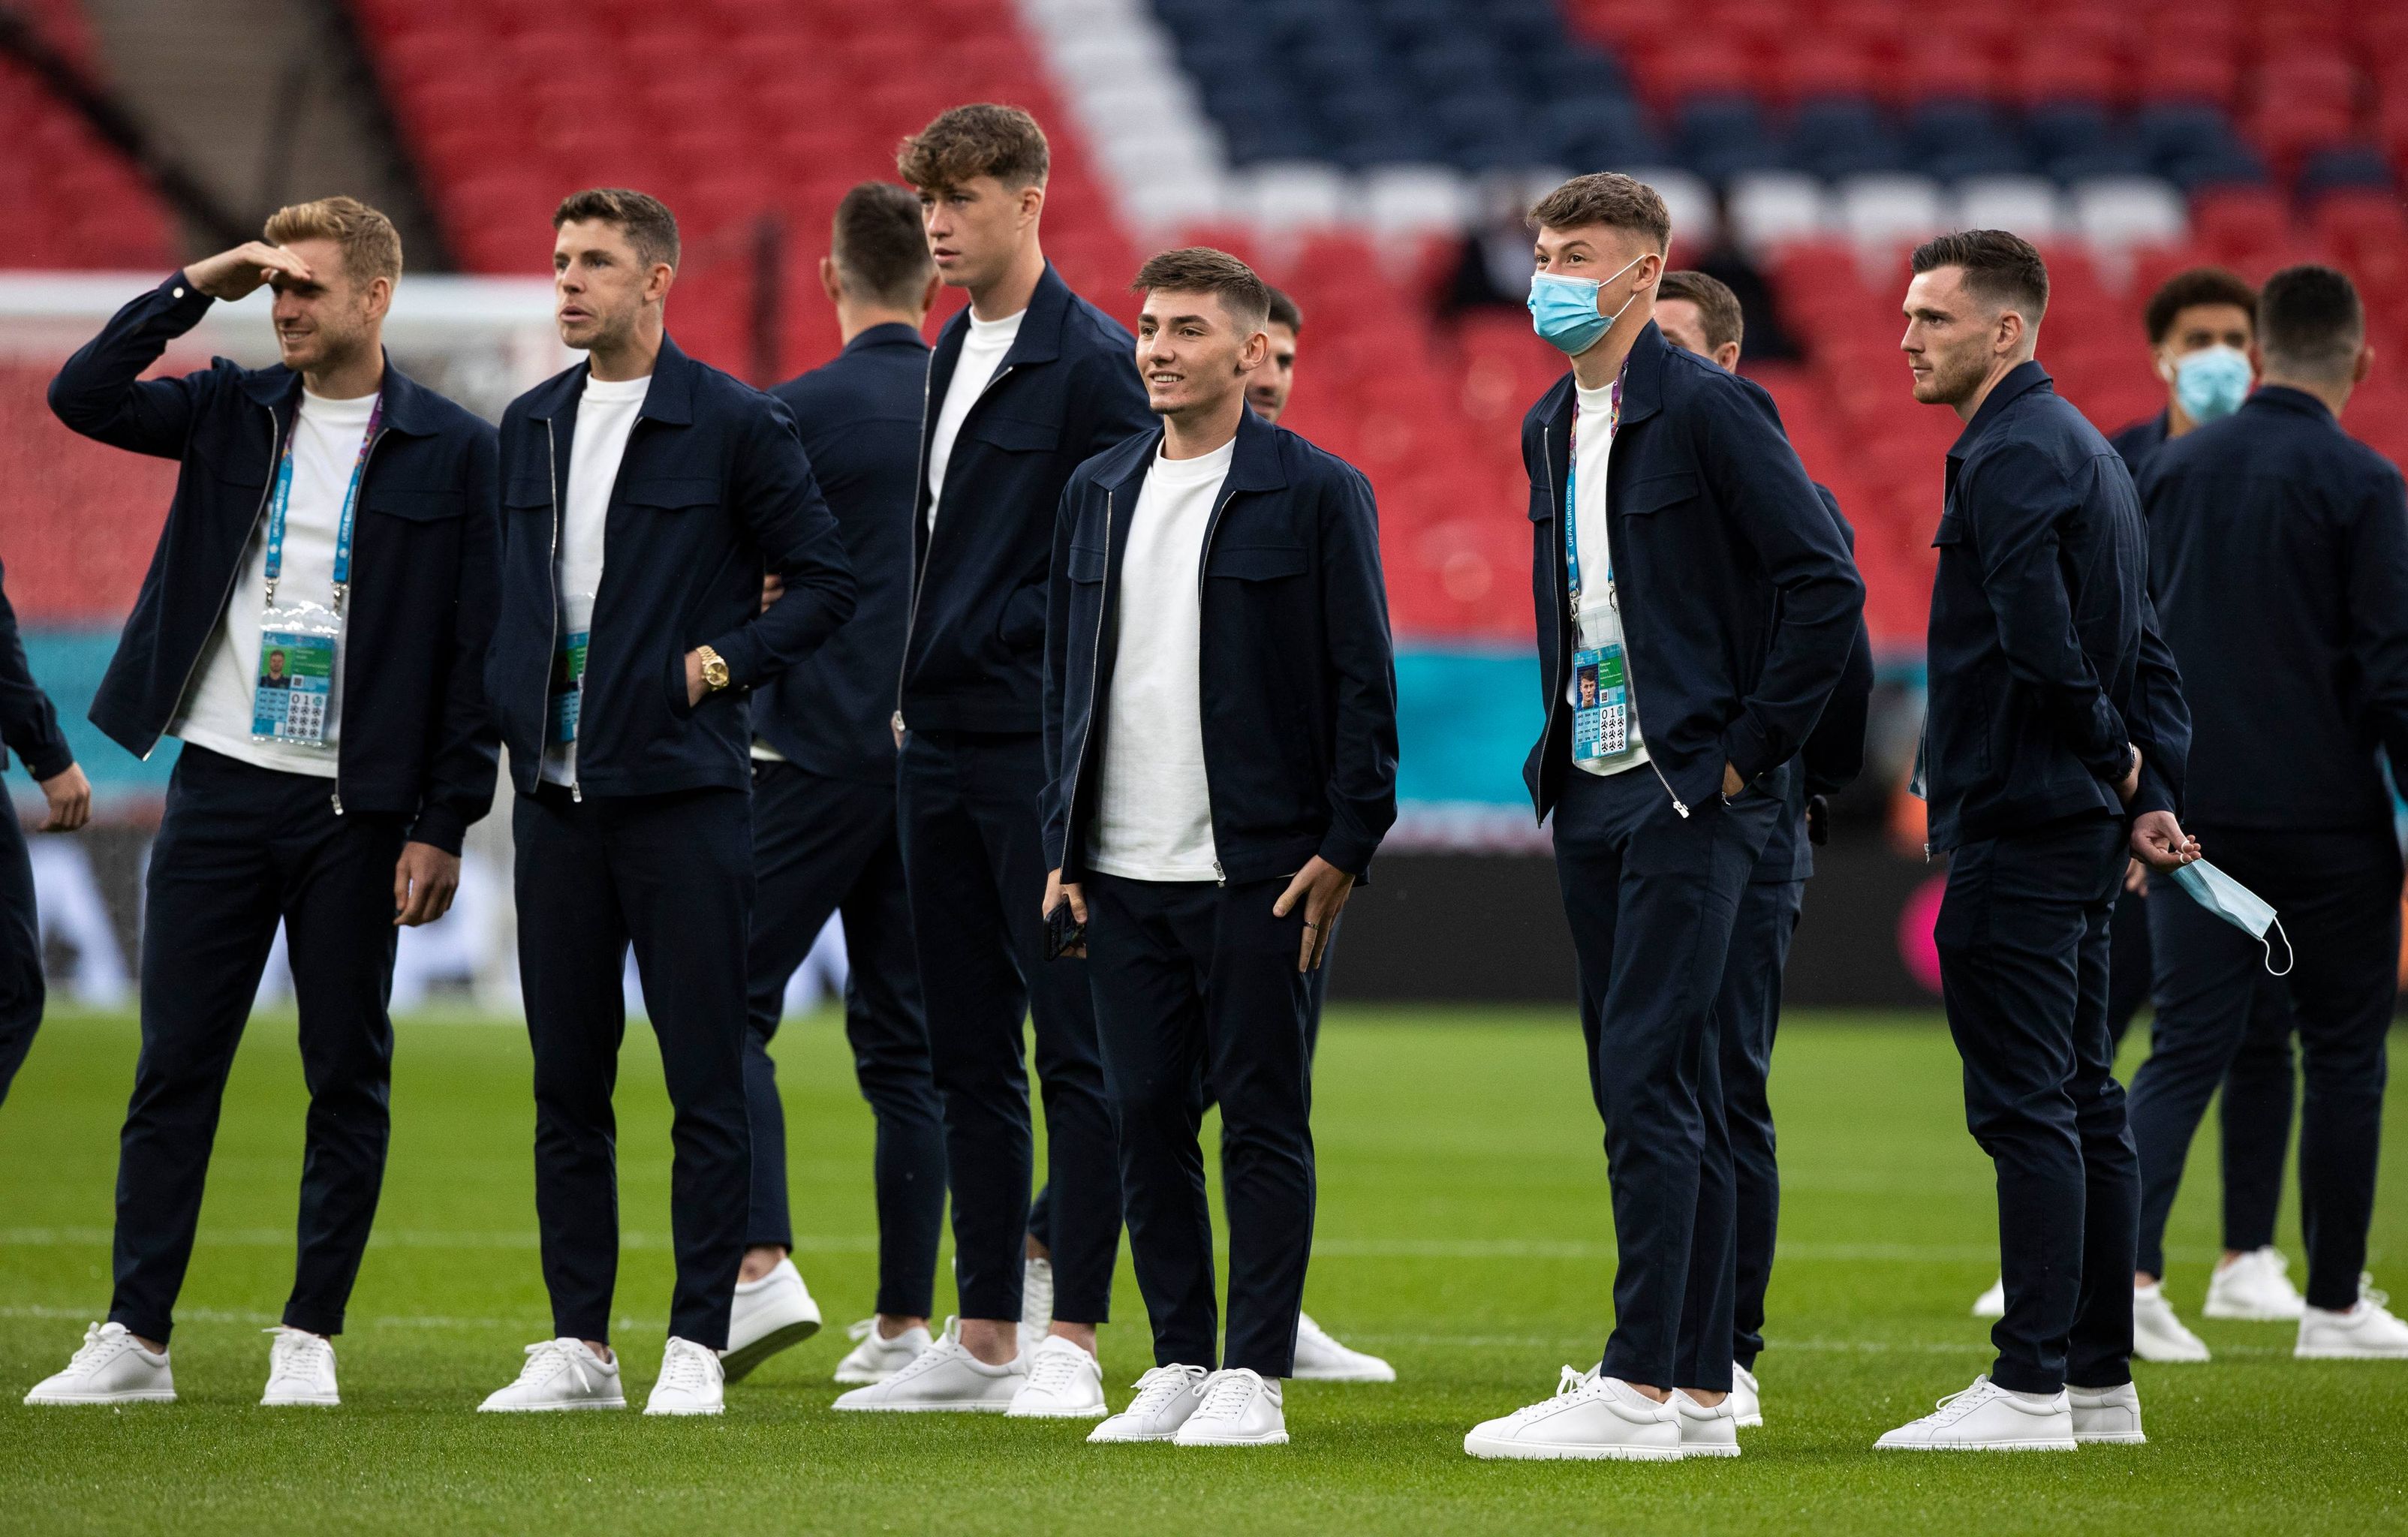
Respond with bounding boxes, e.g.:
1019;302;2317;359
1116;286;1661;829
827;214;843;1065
2;1007;2403;1534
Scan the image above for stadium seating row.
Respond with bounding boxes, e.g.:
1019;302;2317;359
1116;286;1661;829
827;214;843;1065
0;0;176;272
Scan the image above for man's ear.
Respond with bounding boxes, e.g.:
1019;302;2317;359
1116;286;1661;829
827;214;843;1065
2354;344;2376;387
818;256;843;307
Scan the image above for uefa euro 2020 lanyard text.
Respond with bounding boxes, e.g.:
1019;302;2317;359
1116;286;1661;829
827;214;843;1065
1564;380;1633;765
250;396;381;749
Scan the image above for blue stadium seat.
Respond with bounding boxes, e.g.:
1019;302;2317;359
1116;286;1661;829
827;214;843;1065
1678;95;1788;182
1905;101;2031;180
2298;145;2397;197
1544;95;1659;167
1789;98;1903;179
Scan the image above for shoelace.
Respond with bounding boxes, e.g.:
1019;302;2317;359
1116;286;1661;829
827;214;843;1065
880;1323;972;1386
1194;1368;1266;1421
1023;1344;1090;1396
1124;1365;1206;1418
657;1342;715;1394
66;1322;128;1372
1922;1378;2000;1424
845;1319;878;1345
265;1328;332;1379
516;1339;596;1394
2361;1274;2391;1312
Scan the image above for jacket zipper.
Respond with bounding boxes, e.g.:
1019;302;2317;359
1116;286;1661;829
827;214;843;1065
1195;476;1239;884
543;417;575;801
1559;415;1689;818
1059;484;1112;878
892;359;1016;735
327;423;390;818
149;400;284;761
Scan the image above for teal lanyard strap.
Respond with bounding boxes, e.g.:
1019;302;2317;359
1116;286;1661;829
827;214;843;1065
1561;377;1623;622
263;394;382;614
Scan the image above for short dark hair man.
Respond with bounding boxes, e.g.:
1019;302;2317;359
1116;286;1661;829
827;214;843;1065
2084;265;2303;1359
1043;247;1398;1448
1654;269;1875;1429
1245;287;1302;424
0;556;92;1109
2127;264;2408;1361
725;181;947;1388
844;104;1152;1417
1884;229;2198;1451
1462;174;1864;1463
31;197;500;1409
477;188;855;1417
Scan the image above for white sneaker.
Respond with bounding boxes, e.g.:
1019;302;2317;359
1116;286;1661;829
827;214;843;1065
477;1338;625;1412
1462;1367;1683;1461
1874;1376;2076;1451
1007;1334;1107;1418
2296;1280;2408;1358
1972;1278;2006;1318
2133;1281;2211;1363
832;1317;932;1384
1174;1367;1287;1446
1670;1388;1740;1458
1290;1311;1395;1382
24;1322;175;1406
1089;1364;1210;1442
261;1326;339;1406
831;1317;1024;1412
2068;1381;2145;1444
722;1258;822;1382
1019;1254;1055;1361
2205;1247;2308;1322
1729;1362;1763;1428
644;1336;726;1415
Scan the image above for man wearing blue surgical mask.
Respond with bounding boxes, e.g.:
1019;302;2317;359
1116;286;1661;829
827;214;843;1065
2128;264;2408;1361
1462;173;1863;1464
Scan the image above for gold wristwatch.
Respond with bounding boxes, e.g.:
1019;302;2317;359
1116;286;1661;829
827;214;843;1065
696;645;731;693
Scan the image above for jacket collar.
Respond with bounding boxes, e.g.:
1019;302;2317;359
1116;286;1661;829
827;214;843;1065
939;260;1073;368
2247;383;2337;426
520;332;699;423
1949;359;2054;460
1537;318;1669;433
1097;403;1290;495
844;320;929;355
237;350;447;436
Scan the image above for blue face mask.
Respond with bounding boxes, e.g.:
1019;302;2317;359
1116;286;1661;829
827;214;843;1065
1528;254;1647;357
2169;859;2292;975
2169;345;2251;423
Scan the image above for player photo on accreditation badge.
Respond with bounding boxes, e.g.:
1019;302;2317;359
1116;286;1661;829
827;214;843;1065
259;648;292;689
1576;663;1599;709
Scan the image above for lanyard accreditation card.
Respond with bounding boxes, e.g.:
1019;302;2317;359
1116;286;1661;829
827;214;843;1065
1565;381;1629;765
252;397;380;747
548;593;594;748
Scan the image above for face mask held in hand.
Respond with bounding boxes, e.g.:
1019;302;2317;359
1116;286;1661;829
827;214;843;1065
2169;858;2292;975
1529;254;1648;357
2166;344;2252;424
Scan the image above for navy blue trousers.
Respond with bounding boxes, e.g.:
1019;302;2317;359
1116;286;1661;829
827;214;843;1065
2109;883;2296;1256
0;802;40;1108
1719;873;1802;1373
1938;814;2136;1394
745;759;944;1319
1553;763;1778;1394
897;728;1119;1325
515;784;754;1349
2130;825;2399;1310
110;745;405;1343
1086;872;1315;1376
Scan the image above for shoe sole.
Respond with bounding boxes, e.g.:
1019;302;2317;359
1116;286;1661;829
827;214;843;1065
477;1399;628;1412
24;1391;176;1406
1088;1429;1179;1443
1004;1403;1109;1418
830;1399;1013;1412
261;1394;339;1406
720;1318;822;1384
2074;1432;2148;1444
643;1405;725;1416
1874;1439;2078;1451
2294;1346;2408;1358
1290;1366;1397;1382
1174;1431;1290;1447
1464;1433;1682;1461
2203;1304;2304;1322
1734;1414;1765;1428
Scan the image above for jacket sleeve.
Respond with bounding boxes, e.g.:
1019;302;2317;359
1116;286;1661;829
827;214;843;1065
704;396;856;687
2343;461;2408;784
1039;479;1082;873
1076;341;1154;462
404;423;504;855
47;272;219;457
1315;465;1400;876
2123;592;2188;819
1799;489;1873;796
1962;445;2135;785
0;562;73;784
1696;384;1866;781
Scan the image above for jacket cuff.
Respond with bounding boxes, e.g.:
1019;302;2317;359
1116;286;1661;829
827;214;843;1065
19;742;74;784
2128;762;2177;820
1719;713;1779;787
704;627;763;690
1041;825;1067;872
1317;828;1379;880
405;804;468;856
158;270;215;320
2083;735;2136;790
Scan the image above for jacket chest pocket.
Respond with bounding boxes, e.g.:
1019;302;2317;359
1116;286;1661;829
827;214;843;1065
368;489;468;524
1621;470;1699;518
1208;542;1308;582
1067;544;1107;584
1931;510;1968;551
504;478;551;519
971;415;1058;455
620;476;720;514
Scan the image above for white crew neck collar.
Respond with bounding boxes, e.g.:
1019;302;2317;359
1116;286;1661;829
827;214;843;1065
583;371;652;399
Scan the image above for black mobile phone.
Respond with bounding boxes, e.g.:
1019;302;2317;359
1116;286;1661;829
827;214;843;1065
1044;898;1086;960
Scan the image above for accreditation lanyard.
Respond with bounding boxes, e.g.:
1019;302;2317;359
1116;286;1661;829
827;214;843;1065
1564;379;1632;763
263;395;381;615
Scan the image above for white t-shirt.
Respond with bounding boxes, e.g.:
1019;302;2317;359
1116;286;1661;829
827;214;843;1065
1567;377;1648;775
1088;437;1234;882
540;371;649;787
926;308;1024;530
172;389;378;776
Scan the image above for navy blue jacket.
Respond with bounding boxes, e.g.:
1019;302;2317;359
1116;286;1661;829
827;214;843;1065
901;263;1152;735
2109;409;2169;475
50;272;500;852
490;335;854;798
762;323;928;784
1042;408;1398;884
1760;486;1876;882
0;561;72;784
1922;361;2190;850
1521;321;1865;821
2137;385;2408;831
